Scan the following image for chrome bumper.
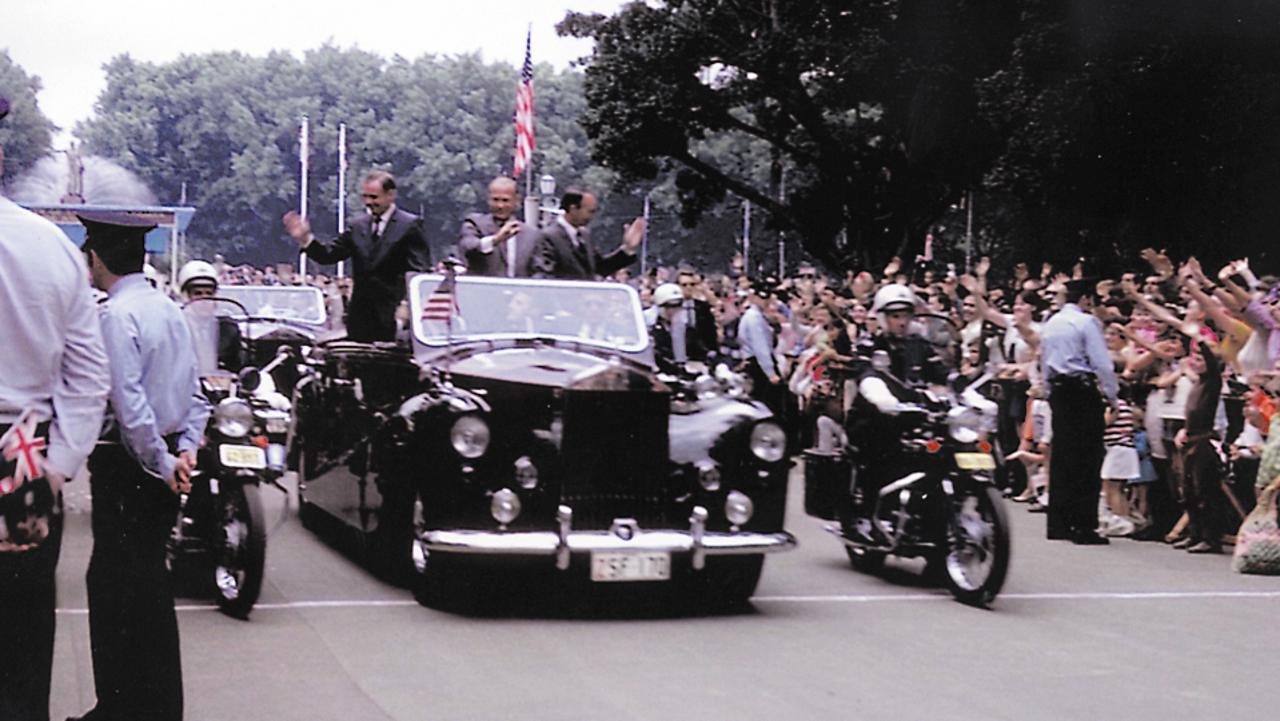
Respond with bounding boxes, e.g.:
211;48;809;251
421;505;796;571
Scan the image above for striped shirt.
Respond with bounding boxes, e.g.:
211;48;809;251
1103;399;1136;448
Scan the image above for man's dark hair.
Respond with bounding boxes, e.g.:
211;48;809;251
87;238;145;276
560;187;591;211
364;170;397;192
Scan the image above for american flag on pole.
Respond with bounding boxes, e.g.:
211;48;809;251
513;28;535;177
421;269;461;330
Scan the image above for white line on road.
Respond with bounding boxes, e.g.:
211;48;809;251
52;589;1280;615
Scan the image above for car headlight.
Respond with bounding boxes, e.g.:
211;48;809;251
215;398;253;438
450;415;490;459
947;407;982;444
725;490;754;526
749;422;787;463
491;488;521;525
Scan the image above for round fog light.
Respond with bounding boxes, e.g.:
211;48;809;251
490;488;521;525
725;490;754;526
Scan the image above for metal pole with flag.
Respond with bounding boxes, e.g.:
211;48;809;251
640;192;651;278
337;123;347;279
299;115;310;279
514;25;536;223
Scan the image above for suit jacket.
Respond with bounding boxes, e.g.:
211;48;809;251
458;213;538;277
531;222;636;281
679;298;718;361
303;207;431;342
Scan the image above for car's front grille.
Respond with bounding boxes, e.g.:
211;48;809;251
558;389;672;530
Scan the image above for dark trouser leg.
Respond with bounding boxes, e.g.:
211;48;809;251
0;511;63;721
1048;387;1105;536
1183;440;1223;545
87;446;183;721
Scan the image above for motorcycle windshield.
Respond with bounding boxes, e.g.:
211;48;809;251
182;298;243;377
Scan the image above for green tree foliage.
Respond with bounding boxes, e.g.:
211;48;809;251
0;50;57;185
564;0;1280;275
76;46;611;266
559;0;1013;270
978;0;1280;271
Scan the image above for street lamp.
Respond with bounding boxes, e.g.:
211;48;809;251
537;173;560;228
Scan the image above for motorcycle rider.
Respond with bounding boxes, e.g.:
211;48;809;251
178;259;245;372
649;283;687;375
844;284;952;528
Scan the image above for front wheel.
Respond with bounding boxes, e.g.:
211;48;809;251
940;484;1010;607
214;482;267;619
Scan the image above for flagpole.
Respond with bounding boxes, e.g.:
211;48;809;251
299;115;310;280
641;191;650;278
337;123;347;279
742;199;751;279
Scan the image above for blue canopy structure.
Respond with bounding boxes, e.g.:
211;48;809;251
22;203;197;254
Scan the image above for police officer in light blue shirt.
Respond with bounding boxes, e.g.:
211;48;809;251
70;211;209;721
0;95;112;721
1039;278;1118;545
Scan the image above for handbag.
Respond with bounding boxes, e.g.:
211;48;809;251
1232;478;1280;575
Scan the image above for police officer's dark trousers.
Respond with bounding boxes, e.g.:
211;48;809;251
86;442;183;721
1047;374;1105;538
0;512;62;721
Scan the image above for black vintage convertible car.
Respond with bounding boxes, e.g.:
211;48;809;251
291;273;795;611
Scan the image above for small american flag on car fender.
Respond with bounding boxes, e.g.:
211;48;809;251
421;269;460;327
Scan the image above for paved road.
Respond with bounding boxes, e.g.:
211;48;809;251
50;469;1277;721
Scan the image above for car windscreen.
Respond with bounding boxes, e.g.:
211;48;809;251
217;286;327;325
409;274;648;353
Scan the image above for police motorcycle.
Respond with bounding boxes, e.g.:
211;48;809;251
805;284;1011;607
175;283;324;617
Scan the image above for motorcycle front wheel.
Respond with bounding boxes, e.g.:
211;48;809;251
939;484;1010;607
214;482;267;619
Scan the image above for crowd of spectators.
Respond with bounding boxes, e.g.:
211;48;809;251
173;245;1280;560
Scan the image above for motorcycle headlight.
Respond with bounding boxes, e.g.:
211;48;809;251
749;422;787;463
450;415;490;459
725;490;754;526
947;407;982;444
214;398;253;438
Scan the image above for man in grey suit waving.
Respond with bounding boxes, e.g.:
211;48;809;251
459;176;539;277
532;187;645;281
283;169;432;341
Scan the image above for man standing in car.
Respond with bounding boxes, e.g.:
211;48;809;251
531;187;645;281
284;170;432;341
69;211;209;721
460;176;540;277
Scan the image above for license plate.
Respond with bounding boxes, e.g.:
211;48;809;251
590;552;671;582
955;452;996;470
220;444;266;469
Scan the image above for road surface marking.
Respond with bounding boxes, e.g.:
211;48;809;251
52;589;1280;614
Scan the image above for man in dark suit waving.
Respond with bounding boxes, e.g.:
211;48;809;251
283;170;431;341
531;187;645;281
459;176;539;277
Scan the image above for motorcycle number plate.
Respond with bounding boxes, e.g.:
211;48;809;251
219;444;266;470
590;552;671;582
955;452;996;471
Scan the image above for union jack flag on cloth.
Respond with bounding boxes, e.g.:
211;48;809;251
0;410;46;496
512;28;535;177
421;268;461;330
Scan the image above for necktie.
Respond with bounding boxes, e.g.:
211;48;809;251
685;301;696;328
370;214;382;242
506;236;517;277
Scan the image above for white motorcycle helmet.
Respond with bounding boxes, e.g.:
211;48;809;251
652;282;683;308
178;260;218;296
871;283;917;314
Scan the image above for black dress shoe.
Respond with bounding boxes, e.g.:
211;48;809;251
1046;529;1071;540
1070;531;1110;545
